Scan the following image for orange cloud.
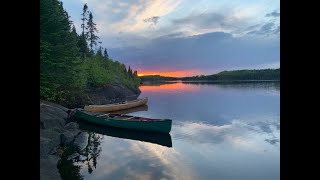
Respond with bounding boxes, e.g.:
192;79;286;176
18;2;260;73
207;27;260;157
138;69;201;77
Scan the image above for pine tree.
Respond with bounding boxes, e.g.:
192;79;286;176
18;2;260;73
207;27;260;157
86;12;99;52
128;66;133;77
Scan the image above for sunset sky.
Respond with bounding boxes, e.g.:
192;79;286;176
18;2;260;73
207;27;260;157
62;0;280;77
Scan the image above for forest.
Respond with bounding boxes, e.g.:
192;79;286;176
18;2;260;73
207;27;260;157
40;0;140;105
140;69;280;82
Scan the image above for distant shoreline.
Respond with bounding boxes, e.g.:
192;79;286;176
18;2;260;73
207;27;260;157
141;80;280;84
140;69;280;83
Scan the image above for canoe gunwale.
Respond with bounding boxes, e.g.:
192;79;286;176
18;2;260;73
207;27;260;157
87;98;147;107
78;109;171;122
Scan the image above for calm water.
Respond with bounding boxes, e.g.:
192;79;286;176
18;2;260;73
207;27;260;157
72;81;280;180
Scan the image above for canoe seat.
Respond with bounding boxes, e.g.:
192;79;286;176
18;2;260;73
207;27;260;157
96;113;110;117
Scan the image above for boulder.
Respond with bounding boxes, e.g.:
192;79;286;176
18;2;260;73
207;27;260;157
40;103;68;129
64;122;79;129
40;155;61;180
64;122;81;136
73;132;89;152
40;129;61;156
60;131;75;146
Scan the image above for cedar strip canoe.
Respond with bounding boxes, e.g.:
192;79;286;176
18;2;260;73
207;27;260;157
74;109;172;133
84;97;148;112
111;105;148;114
78;121;172;147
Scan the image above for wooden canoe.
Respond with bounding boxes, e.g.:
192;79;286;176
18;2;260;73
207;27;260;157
111;105;148;114
84;97;148;112
74;109;172;133
78;121;172;147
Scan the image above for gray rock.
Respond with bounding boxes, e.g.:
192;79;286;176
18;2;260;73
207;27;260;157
40;155;61;180
40;112;65;129
73;132;89;152
40;100;69;112
64;122;81;136
64;122;79;129
40;129;61;156
68;129;81;137
40;137;51;158
60;131;75;146
85;84;141;105
40;102;68;129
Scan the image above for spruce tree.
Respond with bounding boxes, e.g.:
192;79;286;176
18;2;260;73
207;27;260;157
79;3;89;60
86;12;99;52
40;0;86;104
97;46;103;59
103;48;109;60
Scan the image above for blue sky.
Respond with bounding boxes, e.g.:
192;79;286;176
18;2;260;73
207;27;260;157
62;0;280;76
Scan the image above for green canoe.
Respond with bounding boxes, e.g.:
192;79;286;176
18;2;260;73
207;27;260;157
74;109;172;133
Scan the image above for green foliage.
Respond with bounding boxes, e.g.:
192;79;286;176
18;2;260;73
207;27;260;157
85;55;112;87
86;12;99;51
103;48;109;59
40;0;87;104
40;0;141;106
192;69;280;81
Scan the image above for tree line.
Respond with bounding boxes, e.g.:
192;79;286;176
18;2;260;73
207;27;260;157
40;0;140;106
140;69;280;82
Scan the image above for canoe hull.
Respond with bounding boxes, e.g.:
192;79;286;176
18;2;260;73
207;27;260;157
74;110;172;133
84;98;148;112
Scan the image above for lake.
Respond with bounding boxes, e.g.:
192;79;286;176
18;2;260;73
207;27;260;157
72;81;280;180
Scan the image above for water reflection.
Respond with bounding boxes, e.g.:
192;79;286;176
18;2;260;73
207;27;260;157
172;116;280;150
78;121;172;147
67;82;279;180
58;132;103;179
58;147;84;180
139;82;200;93
73;117;279;180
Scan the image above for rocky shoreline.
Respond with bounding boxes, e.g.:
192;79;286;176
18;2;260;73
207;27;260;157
40;84;141;179
40;85;141;180
85;84;141;105
40;100;88;180
60;84;141;109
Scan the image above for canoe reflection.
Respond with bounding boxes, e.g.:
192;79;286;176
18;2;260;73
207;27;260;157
78;121;172;148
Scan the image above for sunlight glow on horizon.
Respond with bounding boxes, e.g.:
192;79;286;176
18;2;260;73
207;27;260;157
137;69;202;77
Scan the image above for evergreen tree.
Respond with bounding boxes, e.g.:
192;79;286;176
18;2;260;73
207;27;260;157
86;12;99;52
79;3;89;60
81;3;88;35
40;0;86;104
133;70;138;76
103;48;109;60
97;46;103;59
128;66;133;77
